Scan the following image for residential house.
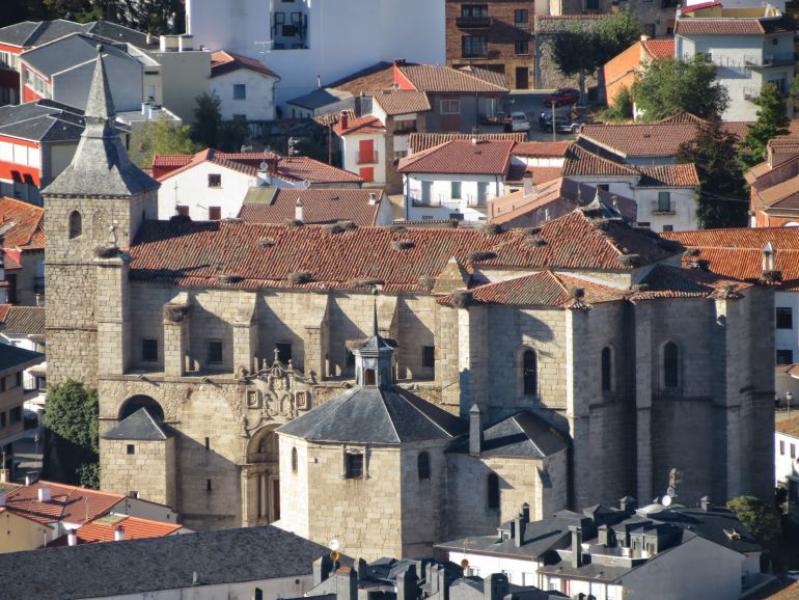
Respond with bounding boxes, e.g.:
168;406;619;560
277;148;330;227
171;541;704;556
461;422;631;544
510;141;571;185
153;148;363;220
603;36;675;108
445;0;535;89
398;138;518;222
489;178;637;228
775;415;799;518
0;18;154;107
0;479;180;553
0;101;84;204
210;50;281;123
0;525;330;600
0;197;45;305
334;114;388;187
0;305;46;413
239;188;394;226
0;344;42;452
186;0;445;107
47;513;185;547
440;498;764;600
745;137;799;227
675;3;795;121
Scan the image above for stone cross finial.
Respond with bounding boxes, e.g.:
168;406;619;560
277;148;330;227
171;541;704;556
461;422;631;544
274;347;281;364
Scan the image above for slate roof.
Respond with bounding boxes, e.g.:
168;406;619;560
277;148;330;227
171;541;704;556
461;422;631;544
372;90;431;115
450;411;568;459
210;50;280;79
0;197;45;249
0;100;84;143
277;385;465;444
0;343;43;373
0;305;45;337
0;525;328;600
409;132;526;154
0;21;41;47
5;480;123;526
126;210;676;292
43;52;159;198
0;19;151;50
398;139;516;175
103;407;173;441
21;32;133;78
239;188;384;226
287;87;354;110
649;506;762;554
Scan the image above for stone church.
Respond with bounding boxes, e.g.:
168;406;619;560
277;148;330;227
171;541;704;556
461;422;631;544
43;53;775;559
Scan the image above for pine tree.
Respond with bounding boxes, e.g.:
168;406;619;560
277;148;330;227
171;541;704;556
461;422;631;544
738;83;790;169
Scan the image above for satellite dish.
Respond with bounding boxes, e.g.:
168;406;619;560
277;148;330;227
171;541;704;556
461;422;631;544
661;495;672;508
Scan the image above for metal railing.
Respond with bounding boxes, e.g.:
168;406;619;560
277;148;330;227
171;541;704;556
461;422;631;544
456;15;492;28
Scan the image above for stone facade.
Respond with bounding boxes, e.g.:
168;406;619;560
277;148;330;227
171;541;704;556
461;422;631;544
100;436;176;507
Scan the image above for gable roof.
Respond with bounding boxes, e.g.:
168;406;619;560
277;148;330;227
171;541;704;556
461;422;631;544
637;163;700;187
127;210;677;293
0;197;45;249
0;305;45;337
450;410;569;459
210;50;280;79
20;32;134;78
512;141;572;158
0;99;84;144
0;19;151;50
372;90;431;115
239;188;384;226
0;525;328;600
277;385;466;444
102;407;172;441
5;481;123;526
396;63;509;94
333;115;386;136
675;15;794;35
641;37;675;60
409;132;526;154
70;514;181;544
398;139;516;175
562;143;638;177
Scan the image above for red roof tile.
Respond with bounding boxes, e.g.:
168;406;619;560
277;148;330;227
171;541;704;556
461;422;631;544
398;139;516;176
637;164;700;187
409;132;525;154
372;91;431;116
641;38;675;60
397;63;509;94
127;210;676;292
333;115;386;136
5;481;123;526
512;141;571;158
776;415;799;437
210;50;280;79
675;15;794;35
239;189;384;226
0;197;45;250
75;514;181;543
562;144;638;177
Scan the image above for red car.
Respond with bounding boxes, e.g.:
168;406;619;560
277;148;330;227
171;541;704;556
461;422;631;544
542;87;580;107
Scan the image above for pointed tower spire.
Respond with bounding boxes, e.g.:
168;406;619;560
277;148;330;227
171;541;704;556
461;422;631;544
84;45;115;123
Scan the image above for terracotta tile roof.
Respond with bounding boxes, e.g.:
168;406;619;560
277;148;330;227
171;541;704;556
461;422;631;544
512;141;571;158
397;63;509;94
637;164;700;187
74;514;181;543
398;139;516;176
776;414;799;437
153;149;363;185
0;304;45;336
680;2;722;13
747;156;799;211
327;61;395;95
441;270;626;307
663;227;799;291
239;188;384;226
127;210;677;292
5;481;123;526
562;143;638;177
529;167;564;185
372;90;431;116
0;197;45;250
333;115;386;136
641;38;675;59
630;263;752;300
409;132;525;154
675;15;794;35
210;50;280;80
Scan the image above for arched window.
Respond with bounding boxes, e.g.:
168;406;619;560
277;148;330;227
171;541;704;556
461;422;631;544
119;395;164;422
291;447;298;473
254;588;264;600
663;342;679;388
487;473;500;509
522;349;537;396
68;210;82;239
417;451;431;480
601;347;612;392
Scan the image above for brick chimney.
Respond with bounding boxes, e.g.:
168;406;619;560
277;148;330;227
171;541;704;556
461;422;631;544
339;111;349;131
469;404;482;456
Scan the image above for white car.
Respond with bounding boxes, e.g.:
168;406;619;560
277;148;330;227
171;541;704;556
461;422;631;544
509;111;531;132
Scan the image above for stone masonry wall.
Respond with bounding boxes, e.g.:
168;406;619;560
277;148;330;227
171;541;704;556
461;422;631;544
100;437;175;507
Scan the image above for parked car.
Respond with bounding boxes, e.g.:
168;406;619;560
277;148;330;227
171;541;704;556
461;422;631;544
542;88;580;107
539;111;583;133
507;111;531;132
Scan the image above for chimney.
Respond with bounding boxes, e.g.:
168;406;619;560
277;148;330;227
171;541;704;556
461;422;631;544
484;573;509;600
339;111;349;131
37;487;51;503
513;513;525;547
114;526;125;542
67;531;78;546
396;564;418;600
619;496;637;514
368;192;378;206
469;404;482;456
762;241;777;273
597;524;610;547
258;161;272;186
317;74;322;88
471;136;478;145
521;502;530;523
570;525;583;568
523;175;533;196
295;198;304;222
640;34;650;42
700;496;711;512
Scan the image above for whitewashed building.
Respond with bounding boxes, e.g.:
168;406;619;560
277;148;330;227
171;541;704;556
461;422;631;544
334;114;387;187
776;416;799;491
210;51;281;123
185;0;445;106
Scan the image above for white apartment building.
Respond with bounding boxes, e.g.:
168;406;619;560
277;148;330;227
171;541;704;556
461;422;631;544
185;0;445;106
675;4;795;121
776;417;799;489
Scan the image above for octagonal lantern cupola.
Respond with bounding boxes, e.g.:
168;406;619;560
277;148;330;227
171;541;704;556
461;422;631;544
351;292;395;389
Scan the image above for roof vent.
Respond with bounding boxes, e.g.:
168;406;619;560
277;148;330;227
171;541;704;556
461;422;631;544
114;526;125;542
38;487;51;503
368;192;378;206
67;531;78;547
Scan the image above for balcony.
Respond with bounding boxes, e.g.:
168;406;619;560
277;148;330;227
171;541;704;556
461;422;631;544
456;15;492;29
356;150;379;165
410;195;487;210
744;53;795;69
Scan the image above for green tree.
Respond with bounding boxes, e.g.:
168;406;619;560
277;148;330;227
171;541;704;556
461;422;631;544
128;115;200;168
593;9;642;61
111;0;185;34
599;86;634;122
677;117;747;228
217;115;250;152
191;92;223;148
727;495;781;549
738;83;790;169
633;57;728;121
41;380;99;488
